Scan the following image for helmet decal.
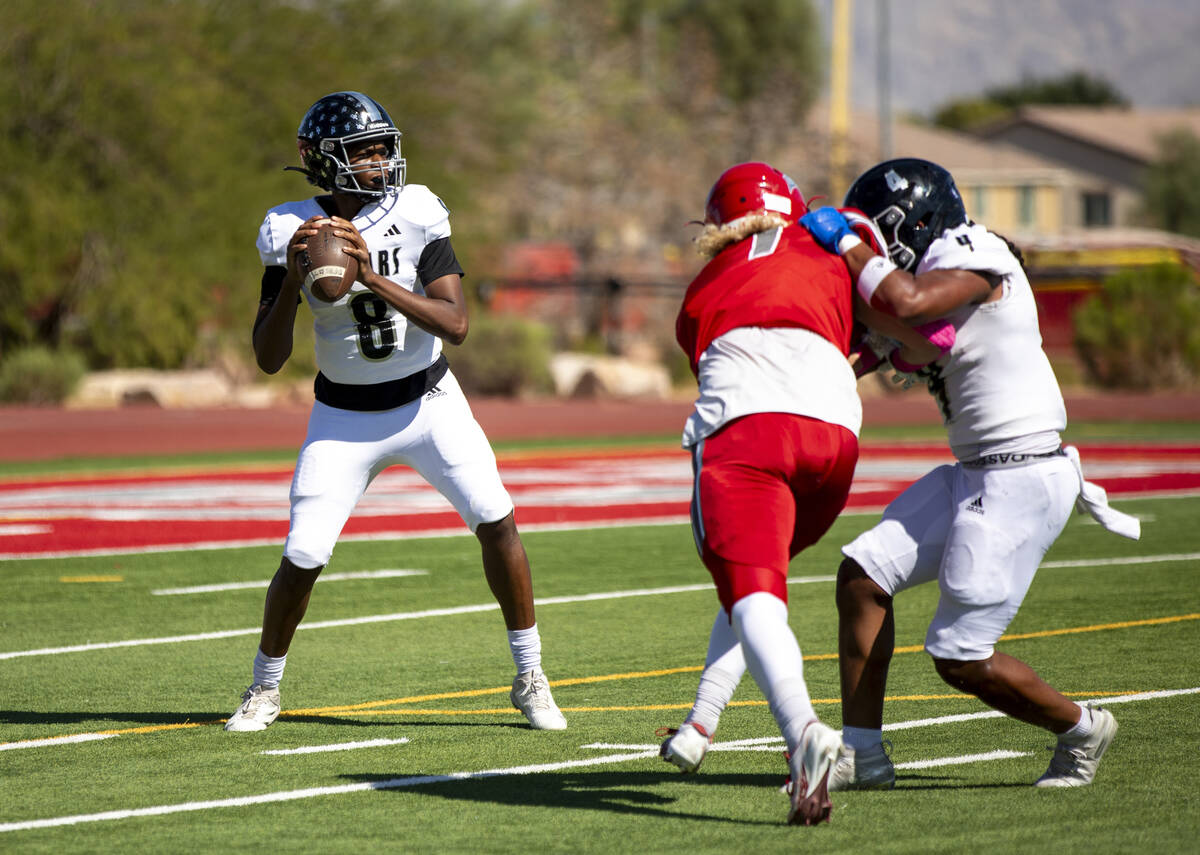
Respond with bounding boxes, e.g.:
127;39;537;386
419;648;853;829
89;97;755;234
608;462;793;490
291;91;406;198
884;169;909;192
703;162;805;228
844;158;966;271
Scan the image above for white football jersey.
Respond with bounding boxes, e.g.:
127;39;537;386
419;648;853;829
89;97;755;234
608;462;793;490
256;184;453;384
915;223;1066;459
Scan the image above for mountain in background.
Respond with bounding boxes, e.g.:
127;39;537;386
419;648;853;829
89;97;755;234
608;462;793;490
815;0;1200;116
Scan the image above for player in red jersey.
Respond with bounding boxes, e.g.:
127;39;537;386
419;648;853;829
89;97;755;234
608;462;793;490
669;162;947;825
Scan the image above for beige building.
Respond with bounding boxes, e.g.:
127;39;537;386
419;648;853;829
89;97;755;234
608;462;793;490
976;106;1200;229
798;105;1200;238
797;110;1102;239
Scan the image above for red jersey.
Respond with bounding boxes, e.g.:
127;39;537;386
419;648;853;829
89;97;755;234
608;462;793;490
675;225;854;374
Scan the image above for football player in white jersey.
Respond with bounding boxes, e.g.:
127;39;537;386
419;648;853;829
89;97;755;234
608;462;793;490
800;158;1139;790
224;91;565;733
660;158;1139;791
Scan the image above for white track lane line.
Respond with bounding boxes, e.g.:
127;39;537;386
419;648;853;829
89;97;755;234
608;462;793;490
151;569;426;596
260;737;410;756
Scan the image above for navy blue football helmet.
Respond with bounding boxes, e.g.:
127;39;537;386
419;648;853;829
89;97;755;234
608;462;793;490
291;91;405;197
842;158;966;271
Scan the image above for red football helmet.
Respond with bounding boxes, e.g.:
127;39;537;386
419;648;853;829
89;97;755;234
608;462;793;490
703;162;806;227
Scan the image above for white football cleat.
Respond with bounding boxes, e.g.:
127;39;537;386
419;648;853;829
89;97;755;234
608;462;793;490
1035;707;1118;787
787;720;842;826
510;669;567;730
829;740;895;791
224;684;281;732
659;722;712;773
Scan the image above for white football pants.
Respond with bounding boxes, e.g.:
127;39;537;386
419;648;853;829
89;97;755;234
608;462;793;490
283;369;513;568
842;455;1078;660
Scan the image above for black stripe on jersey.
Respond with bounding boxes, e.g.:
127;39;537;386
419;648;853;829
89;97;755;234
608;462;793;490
314;353;450;411
417;237;465;284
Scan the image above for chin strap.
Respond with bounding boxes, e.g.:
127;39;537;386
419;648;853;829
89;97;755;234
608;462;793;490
283;165;318;180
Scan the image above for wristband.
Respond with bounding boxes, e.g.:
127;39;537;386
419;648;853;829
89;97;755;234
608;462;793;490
855;255;898;304
836;233;863;255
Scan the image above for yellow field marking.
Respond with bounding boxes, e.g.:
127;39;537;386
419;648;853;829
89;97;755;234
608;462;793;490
289;612;1199;717
7;612;1196;748
285;665;708;716
58;575;124;583
4;720;217;746
294;689;1146;719
1000;613;1200;641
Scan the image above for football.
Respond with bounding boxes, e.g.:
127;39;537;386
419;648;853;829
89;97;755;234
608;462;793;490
300;223;358;302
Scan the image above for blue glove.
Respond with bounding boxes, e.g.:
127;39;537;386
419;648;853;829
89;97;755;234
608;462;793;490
799;207;856;255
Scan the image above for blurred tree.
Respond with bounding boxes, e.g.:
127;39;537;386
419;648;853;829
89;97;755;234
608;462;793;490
1143;128;1200;238
488;0;822;306
0;0;544;370
1074;262;1200;388
0;0;823;374
933;70;1128;132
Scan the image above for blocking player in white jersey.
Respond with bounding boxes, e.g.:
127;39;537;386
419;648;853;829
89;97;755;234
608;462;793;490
224;91;565;733
799;158;1140;790
669;163;956;825
661;157;1139;791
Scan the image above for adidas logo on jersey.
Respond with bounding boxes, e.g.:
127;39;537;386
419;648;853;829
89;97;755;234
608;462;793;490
966;495;984;515
424;384;447;400
383;224;403;238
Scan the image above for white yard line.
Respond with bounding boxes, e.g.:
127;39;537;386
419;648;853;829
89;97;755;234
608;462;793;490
895;750;1031;770
1042;551;1200;569
151;569;427;595
2;546;1191;661
0;575;830;661
0;733;117;751
260;737;410;756
0;750;658;833
7;687;1196;833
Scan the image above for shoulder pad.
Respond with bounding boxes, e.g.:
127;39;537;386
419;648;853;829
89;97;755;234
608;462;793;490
394;184;451;228
918;223;1018;278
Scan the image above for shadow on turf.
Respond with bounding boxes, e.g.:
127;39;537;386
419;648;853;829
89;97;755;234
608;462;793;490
897;774;1033;790
0;710;540;730
343;770;783;825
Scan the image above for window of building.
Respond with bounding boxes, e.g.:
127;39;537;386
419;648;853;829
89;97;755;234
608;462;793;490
1083;191;1112;227
971;186;987;220
1018;185;1035;227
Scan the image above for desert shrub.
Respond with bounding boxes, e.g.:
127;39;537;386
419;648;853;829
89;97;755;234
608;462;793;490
1073;262;1200;388
446;313;554;397
0;345;87;404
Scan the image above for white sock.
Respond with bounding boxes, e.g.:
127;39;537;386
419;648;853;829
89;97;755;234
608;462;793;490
252;648;287;689
730;591;816;756
842;725;884;752
1061;704;1093;741
686;609;746;736
507;624;542;675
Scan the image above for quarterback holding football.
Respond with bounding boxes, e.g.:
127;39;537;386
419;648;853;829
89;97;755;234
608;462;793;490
225;91;565;733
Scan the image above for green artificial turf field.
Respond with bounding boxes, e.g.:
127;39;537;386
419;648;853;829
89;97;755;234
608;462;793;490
2;481;1197;853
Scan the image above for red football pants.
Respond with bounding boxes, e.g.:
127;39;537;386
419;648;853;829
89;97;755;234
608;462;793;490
689;412;859;611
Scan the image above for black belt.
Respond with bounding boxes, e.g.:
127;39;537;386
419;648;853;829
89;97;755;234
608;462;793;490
961;446;1067;469
314;354;449;412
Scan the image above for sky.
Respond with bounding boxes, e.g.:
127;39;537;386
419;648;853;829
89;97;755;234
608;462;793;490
814;0;1200;116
